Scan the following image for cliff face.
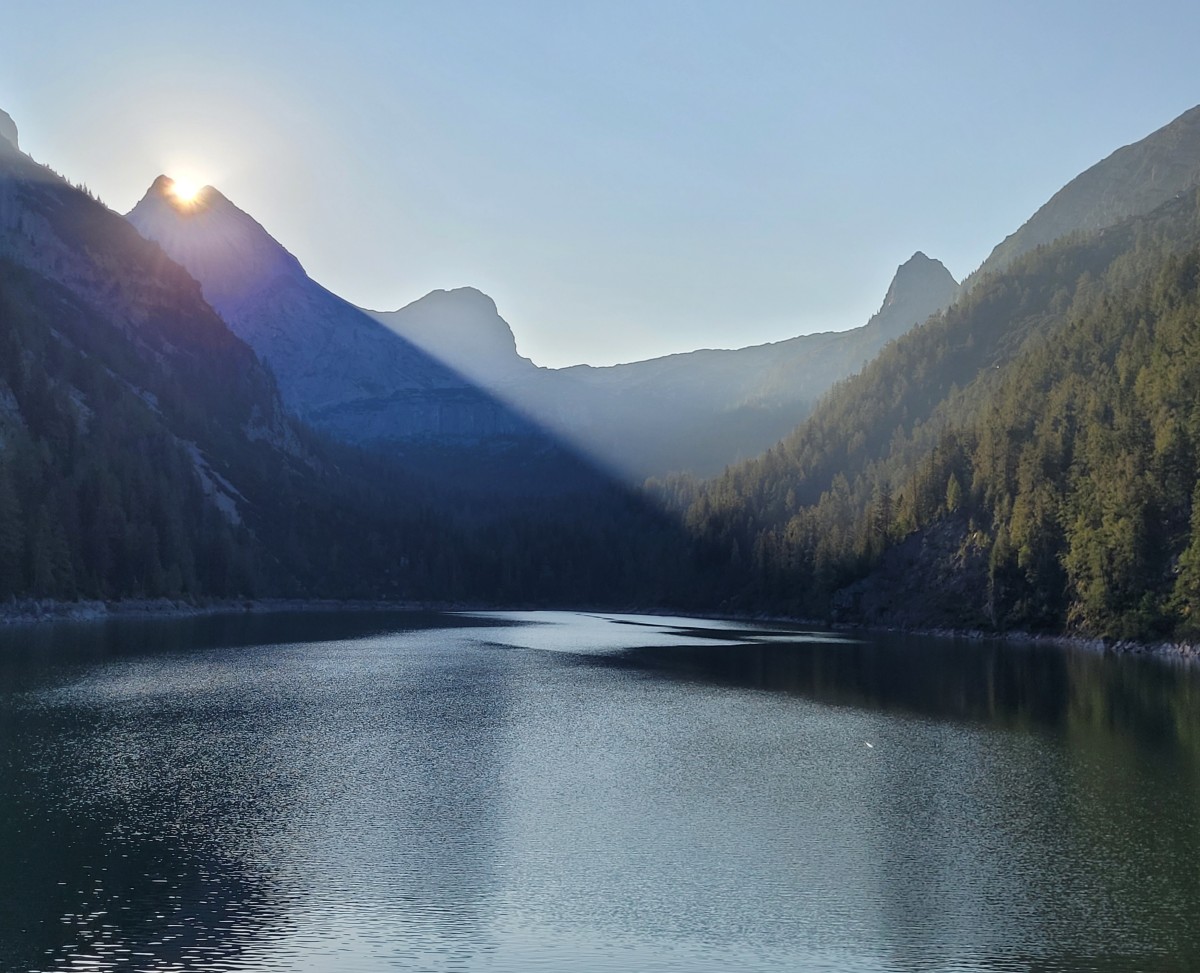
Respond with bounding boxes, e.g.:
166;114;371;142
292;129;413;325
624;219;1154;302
0;110;17;150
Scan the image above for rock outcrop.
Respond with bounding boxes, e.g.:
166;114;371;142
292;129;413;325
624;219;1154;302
0;109;17;151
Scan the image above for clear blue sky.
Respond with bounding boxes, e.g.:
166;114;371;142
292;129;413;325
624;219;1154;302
2;1;1198;366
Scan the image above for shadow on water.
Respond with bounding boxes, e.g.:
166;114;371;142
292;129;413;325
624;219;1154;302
0;610;516;690
598;629;1200;755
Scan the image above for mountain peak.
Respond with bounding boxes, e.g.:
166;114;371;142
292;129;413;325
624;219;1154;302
127;177;303;311
141;174;230;214
0;109;18;151
881;251;958;312
369;287;534;384
854;251;961;345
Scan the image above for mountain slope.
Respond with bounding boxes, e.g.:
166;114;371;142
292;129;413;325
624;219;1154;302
127;179;540;445
678;184;1200;637
367;252;959;479
0;131;311;598
972;104;1200;283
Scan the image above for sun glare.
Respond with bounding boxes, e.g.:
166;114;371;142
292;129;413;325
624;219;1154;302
169;177;202;204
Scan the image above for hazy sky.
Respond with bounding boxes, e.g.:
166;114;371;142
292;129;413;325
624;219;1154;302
2;1;1198;366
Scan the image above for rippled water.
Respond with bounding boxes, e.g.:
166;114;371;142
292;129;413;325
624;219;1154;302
1;610;1199;972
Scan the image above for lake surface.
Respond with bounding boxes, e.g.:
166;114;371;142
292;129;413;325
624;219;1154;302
1;610;1198;972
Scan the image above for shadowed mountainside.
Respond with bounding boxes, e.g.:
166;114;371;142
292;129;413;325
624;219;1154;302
0;125;699;605
127;178;548;446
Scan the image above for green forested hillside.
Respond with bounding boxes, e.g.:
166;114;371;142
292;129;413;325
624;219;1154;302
675;189;1200;639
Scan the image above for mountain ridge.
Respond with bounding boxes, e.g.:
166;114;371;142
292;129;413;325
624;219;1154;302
363;250;959;478
127;178;544;444
971;103;1200;284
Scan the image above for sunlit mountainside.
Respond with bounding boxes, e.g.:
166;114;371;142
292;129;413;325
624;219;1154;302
5;103;1200;639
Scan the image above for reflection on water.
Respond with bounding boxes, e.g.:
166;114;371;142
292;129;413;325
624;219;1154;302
1;611;1198;972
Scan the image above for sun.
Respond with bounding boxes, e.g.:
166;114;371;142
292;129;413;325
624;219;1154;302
168;176;203;204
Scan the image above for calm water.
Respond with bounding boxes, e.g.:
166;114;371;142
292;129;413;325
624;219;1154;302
1;611;1198;972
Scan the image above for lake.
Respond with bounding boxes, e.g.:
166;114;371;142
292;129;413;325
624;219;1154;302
1;610;1198;972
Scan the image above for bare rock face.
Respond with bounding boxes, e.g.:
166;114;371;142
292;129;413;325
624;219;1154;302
0;109;18;151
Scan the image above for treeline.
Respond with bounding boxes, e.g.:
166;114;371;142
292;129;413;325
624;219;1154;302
673;189;1200;639
0;259;265;599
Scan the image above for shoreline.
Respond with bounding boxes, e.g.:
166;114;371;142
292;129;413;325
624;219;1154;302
3;597;1199;664
0;597;471;627
665;607;1200;665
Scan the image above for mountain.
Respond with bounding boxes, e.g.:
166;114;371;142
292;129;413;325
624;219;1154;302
133;168;959;481
369;287;538;388
0;124;311;598
537;252;957;477
678;182;1200;639
972;104;1200;283
366;252;959;479
127;178;540;445
670;102;1200;639
560;251;958;413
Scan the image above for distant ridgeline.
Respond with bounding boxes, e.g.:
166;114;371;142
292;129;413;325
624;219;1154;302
673;187;1200;640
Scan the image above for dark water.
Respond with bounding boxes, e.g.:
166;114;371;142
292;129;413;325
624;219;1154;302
1;611;1198;972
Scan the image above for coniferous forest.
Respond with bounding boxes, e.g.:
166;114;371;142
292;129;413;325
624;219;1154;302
672;189;1200;640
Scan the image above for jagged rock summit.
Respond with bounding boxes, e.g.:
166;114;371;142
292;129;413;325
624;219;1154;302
0;109;17;150
880;252;957;312
872;251;960;341
973;103;1200;282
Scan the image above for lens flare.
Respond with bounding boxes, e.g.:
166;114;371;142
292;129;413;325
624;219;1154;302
169;177;202;204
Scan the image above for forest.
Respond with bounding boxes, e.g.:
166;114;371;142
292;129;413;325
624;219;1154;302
671;189;1200;640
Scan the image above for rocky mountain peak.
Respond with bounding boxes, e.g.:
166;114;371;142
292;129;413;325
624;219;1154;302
127;176;304;313
369;286;535;385
881;252;957;311
0;109;18;151
851;251;961;345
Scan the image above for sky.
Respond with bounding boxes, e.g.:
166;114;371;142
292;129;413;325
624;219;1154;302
2;1;1199;367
